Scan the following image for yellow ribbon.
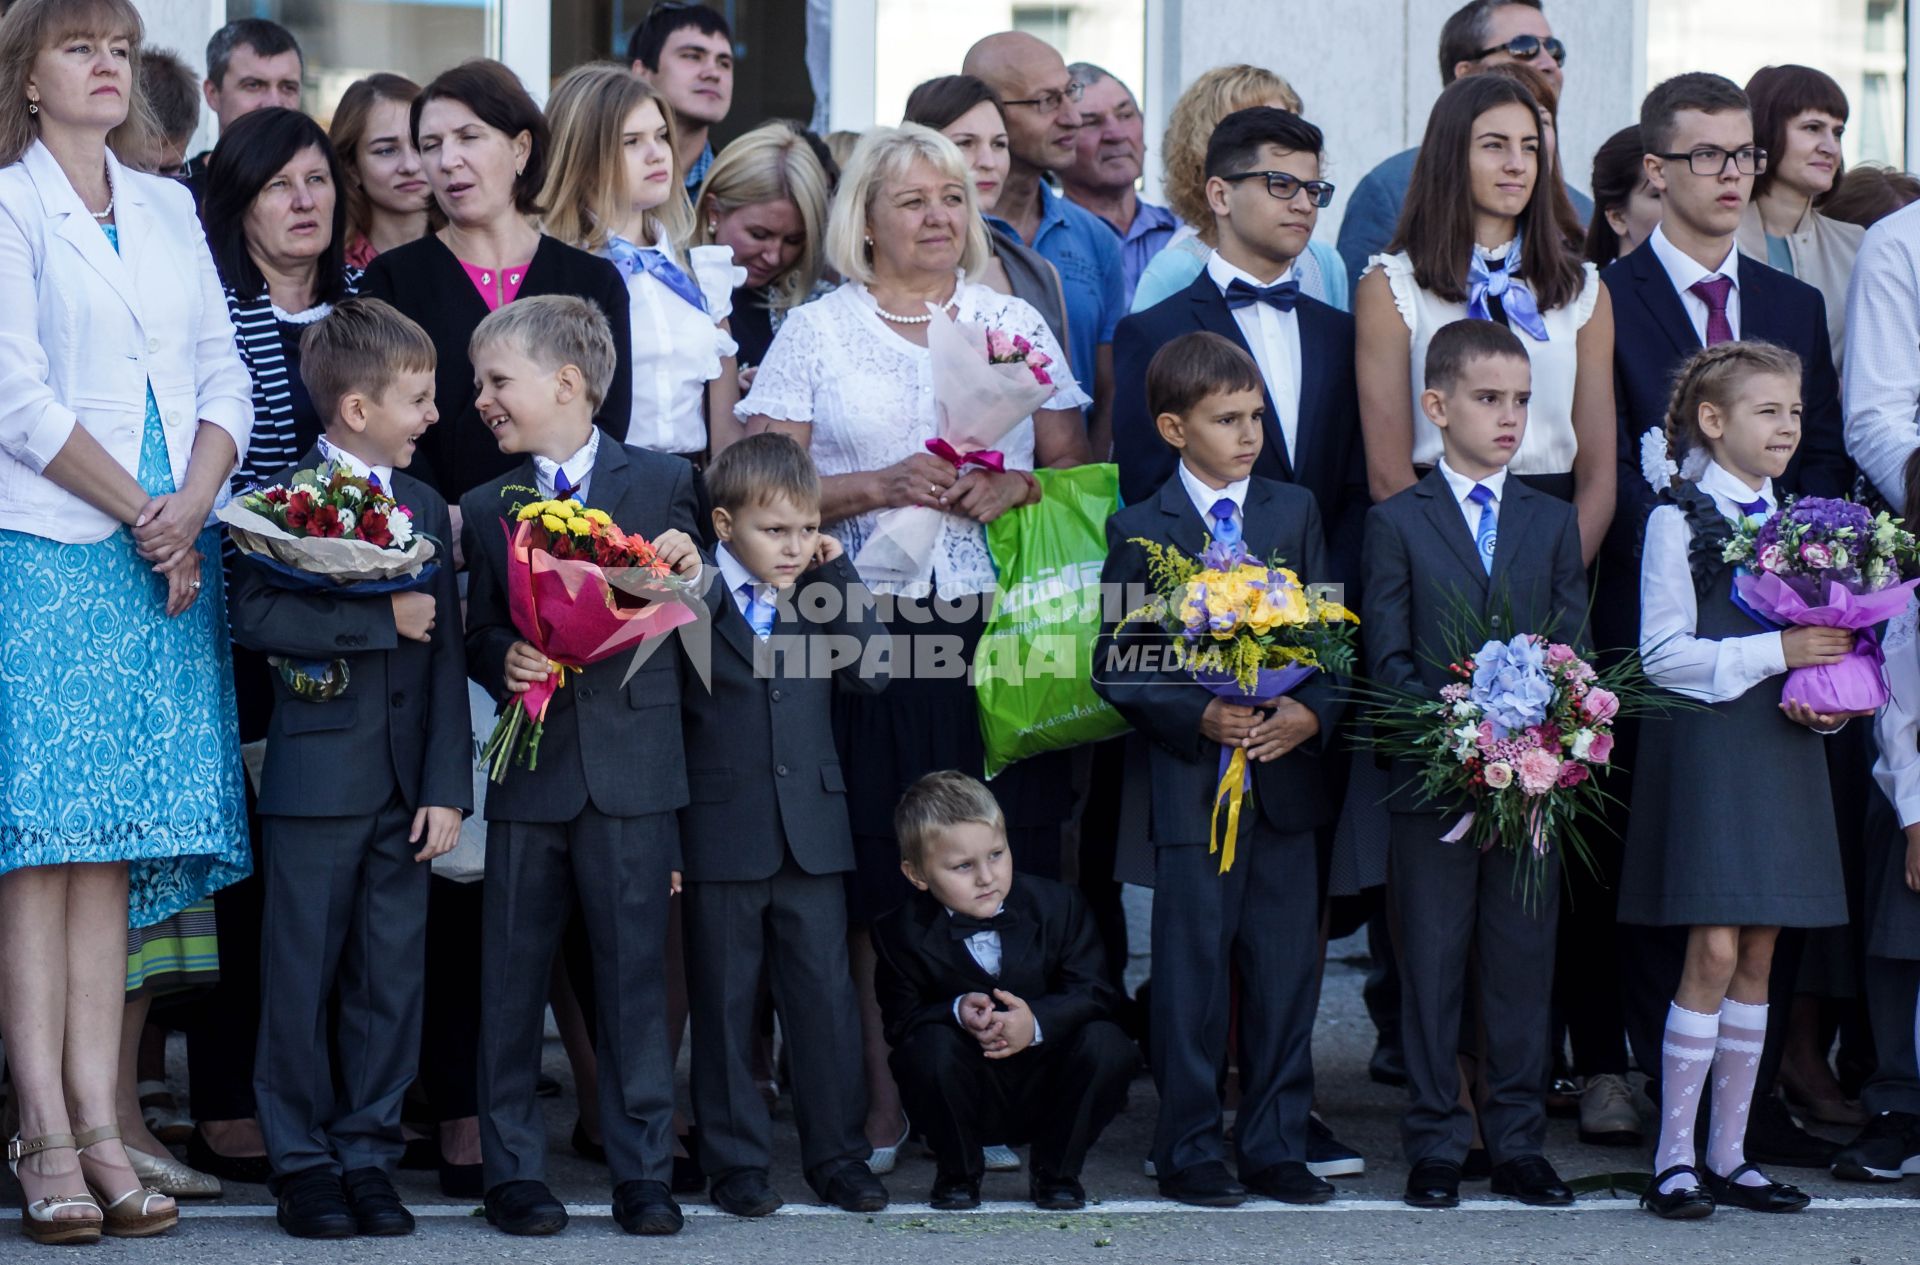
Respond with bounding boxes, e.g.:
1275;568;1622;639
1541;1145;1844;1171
1209;747;1252;874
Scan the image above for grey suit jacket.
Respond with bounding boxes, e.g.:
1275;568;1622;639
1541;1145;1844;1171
229;446;472;819
460;440;702;826
677;553;889;882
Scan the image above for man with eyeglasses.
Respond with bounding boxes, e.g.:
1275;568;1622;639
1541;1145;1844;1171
964;31;1123;462
1060;63;1178;309
1336;0;1589;295
1596;70;1852;1185
629;1;735;193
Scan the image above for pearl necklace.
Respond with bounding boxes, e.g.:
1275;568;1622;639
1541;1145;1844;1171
871;279;958;325
88;166;113;221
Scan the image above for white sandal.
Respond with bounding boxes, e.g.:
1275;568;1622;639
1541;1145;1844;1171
6;1133;103;1245
75;1126;177;1238
867;1118;911;1176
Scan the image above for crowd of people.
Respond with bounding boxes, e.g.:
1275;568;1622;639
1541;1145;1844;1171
5;0;1920;1244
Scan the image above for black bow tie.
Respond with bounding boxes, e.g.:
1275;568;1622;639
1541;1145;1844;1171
1225;277;1300;312
949;909;1016;940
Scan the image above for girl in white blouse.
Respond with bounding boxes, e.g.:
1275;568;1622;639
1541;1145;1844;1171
1356;73;1615;563
542;64;741;465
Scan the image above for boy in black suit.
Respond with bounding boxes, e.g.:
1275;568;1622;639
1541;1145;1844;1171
459;296;705;1239
872;772;1136;1213
680;434;890;1217
1362;320;1587;1211
1092;331;1343;1208
232;298;470;1240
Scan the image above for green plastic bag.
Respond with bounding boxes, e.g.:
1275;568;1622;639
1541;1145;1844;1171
977;463;1130;778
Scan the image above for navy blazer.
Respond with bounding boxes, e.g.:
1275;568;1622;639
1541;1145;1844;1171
1092;474;1345;844
1111;269;1367;600
1362;470;1589;814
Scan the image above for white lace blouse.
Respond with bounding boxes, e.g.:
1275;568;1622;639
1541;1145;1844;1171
1368;245;1601;476
736;278;1089;599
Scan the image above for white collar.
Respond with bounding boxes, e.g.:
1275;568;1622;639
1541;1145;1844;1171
1437;456;1508;507
1650;221;1741;294
1178;460;1249;523
532;429;600;496
317;436;393;492
1698;458;1774;512
715;542;771;599
1205;249;1297;294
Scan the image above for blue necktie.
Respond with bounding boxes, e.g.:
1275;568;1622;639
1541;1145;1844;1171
553;466;578;500
740;581;776;639
1468;484;1498;574
1734;495;1769;519
1224;277;1300;312
366;472;383;494
607;235;708;314
1467;241;1551;342
1208;497;1241;546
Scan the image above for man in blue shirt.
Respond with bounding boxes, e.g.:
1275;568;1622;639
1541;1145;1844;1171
1335;0;1590;294
629;3;734;194
1062;63;1180;310
966;32;1122;459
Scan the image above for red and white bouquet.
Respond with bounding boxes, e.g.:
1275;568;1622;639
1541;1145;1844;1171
219;461;437;586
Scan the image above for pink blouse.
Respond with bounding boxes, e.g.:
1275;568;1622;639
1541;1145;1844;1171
460;258;531;311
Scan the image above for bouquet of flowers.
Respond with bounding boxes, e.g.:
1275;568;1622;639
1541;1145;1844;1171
479;494;704;783
1118;535;1359;872
1721;495;1920;713
218;461;438;589
852;312;1060;591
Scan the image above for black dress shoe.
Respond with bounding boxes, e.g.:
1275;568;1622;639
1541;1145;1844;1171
536;1073;562;1097
1242;1161;1335;1205
1461;1147;1492;1181
613;1179;683;1235
929;1172;981;1210
1702;1163;1811;1213
1489;1155;1573;1206
821;1163;889;1213
341;1168;414;1236
188;1127;273;1186
1403;1158;1461;1209
571;1118;606;1164
1158;1160;1247;1208
1744;1094;1840;1168
709;1168;782;1218
276;1168;356;1239
672;1129;706;1195
1640;1165;1714;1220
484;1180;568;1236
1030;1171;1086;1211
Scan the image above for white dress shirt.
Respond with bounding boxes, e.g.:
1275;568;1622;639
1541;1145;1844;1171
1436;457;1507;540
615;234;741;455
1639;459;1787;703
316;435;393;492
1177;459;1248;538
533;428;600;504
715;542;773;626
1874;596;1920;826
1844;199;1920;508
1650;222;1743;345
945;906;1042;1044
1205;250;1302;461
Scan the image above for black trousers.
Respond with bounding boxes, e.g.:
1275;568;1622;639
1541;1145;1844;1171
889;1019;1136;1181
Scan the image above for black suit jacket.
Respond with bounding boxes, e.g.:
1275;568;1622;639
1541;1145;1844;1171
1091;475;1345;844
361;234;634;502
871;878;1117;1050
229;447;471;819
1361;470;1589;813
1111;270;1367;599
460;441;701;826
678;553;890;882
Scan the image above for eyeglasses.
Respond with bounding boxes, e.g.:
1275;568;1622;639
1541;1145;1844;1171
1003;80;1085;113
1473;33;1567;66
1218;171;1337;208
1653;145;1769;177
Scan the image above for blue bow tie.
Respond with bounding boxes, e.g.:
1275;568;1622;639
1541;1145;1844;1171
1224;277;1300;313
607;236;707;314
1467;242;1550;342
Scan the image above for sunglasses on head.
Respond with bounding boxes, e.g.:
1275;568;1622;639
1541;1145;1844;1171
1474;33;1567;66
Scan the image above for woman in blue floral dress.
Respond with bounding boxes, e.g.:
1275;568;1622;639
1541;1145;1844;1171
0;0;253;1244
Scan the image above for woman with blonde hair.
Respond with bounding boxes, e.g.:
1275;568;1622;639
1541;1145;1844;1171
329;72;432;269
693;121;832;375
1130;64;1348;312
543;63;741;462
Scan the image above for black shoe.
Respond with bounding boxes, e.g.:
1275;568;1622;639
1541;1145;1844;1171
341;1168;414;1237
1305;1115;1365;1178
535;1073;562;1097
1368;1043;1408;1088
1833;1110;1920;1182
929;1172;981;1210
276;1168;356;1239
820;1163;888;1213
1489;1155;1573;1206
188;1127;273;1186
1403;1158;1462;1209
484;1180;568;1236
1640;1165;1715;1220
1461;1146;1491;1181
1030;1171;1086;1211
671;1129;706;1195
571;1118;606;1164
709;1168;782;1218
1702;1163;1811;1213
398;1135;438;1171
1241;1160;1334;1205
438;1158;482;1199
1744;1094;1840;1168
1158;1160;1247;1208
612;1179;683;1235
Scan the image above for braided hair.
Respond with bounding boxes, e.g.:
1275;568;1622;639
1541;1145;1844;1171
1660;341;1803;493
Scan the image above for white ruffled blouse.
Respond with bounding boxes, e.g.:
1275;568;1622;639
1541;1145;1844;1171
613;234;745;455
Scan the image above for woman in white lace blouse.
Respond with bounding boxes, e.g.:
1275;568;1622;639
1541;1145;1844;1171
738;123;1089;1169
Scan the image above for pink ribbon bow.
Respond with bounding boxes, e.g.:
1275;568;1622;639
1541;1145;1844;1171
925;437;1006;472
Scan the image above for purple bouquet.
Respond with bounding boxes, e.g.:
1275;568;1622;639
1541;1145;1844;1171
1722;496;1920;713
